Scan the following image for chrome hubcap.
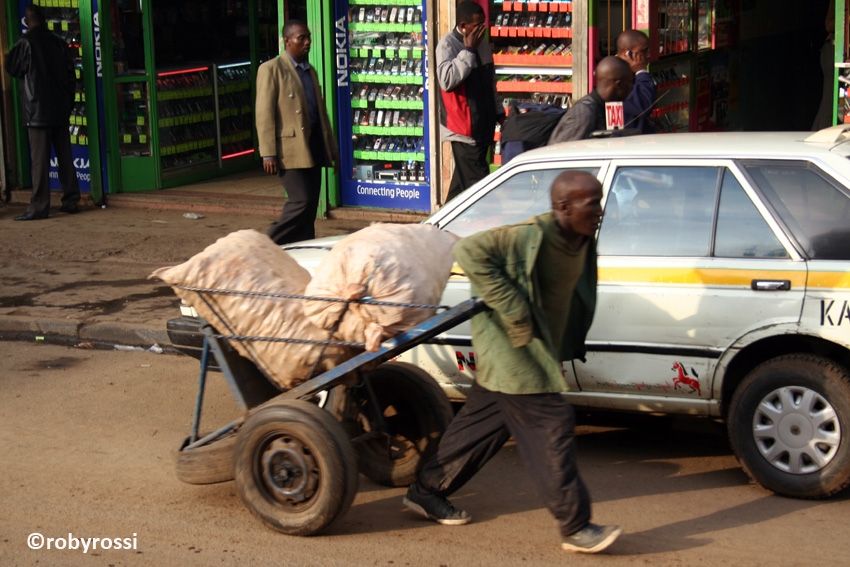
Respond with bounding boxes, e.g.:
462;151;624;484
752;386;841;474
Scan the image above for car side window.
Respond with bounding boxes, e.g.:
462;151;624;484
714;171;789;259
598;166;719;256
442;167;600;237
742;161;850;260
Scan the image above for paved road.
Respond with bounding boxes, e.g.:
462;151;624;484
2;343;849;566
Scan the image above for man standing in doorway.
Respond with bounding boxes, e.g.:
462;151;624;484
256;20;338;245
403;170;622;555
5;5;79;221
548;56;633;144
437;1;499;203
616;30;656;133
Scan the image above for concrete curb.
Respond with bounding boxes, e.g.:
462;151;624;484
0;315;171;351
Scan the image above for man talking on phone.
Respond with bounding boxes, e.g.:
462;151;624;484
436;1;499;203
616;29;656;133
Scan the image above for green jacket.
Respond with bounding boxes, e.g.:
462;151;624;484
453;213;598;394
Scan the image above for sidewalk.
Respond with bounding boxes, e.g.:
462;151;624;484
7;169;429;223
0;199;381;352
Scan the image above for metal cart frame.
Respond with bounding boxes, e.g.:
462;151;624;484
178;297;485;536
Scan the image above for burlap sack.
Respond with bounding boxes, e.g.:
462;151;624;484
303;224;458;351
150;229;351;389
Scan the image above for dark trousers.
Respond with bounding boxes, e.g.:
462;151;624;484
28;126;80;216
416;382;592;538
267;166;322;245
446;141;491;203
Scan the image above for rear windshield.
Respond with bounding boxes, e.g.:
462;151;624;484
742;161;850;260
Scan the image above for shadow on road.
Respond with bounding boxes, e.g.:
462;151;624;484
331;412;847;547
176;410;849;552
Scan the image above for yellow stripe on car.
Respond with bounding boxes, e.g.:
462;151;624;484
598;267;807;288
452;264;849;291
808;271;850;290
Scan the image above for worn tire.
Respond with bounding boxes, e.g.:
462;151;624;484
728;354;850;499
296;397;360;525
175;431;237;485
328;362;453;487
234;400;358;536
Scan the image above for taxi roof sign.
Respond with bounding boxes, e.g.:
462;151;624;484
804;124;850;145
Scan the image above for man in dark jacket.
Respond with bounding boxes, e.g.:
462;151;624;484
403;170;622;555
548;56;633;144
617;30;656;133
5;5;79;220
436;1;499;202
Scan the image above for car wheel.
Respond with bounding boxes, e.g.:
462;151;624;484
728;354;850;499
234;400;358;536
327;362;453;487
175;430;237;485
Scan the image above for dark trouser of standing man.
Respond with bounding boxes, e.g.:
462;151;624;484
267;166;322;245
409;382;591;535
22;125;80;219
267;132;325;245
446;140;490;203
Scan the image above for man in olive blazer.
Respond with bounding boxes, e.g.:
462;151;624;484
256;20;338;245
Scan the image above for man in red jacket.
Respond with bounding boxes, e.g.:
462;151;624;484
436;1;499;203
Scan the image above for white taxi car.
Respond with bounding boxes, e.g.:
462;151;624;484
176;127;850;499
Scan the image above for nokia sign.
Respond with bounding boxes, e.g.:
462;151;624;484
93;12;103;78
335;17;348;87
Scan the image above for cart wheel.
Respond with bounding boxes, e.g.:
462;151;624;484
175;430;237;485
234;399;358;536
295;396;359;522
328;362;453;487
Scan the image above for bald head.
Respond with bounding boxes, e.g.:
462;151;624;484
550;171;604;238
596;56;632;82
550;170;599;201
616;30;650;73
594;56;633;102
616;30;649;53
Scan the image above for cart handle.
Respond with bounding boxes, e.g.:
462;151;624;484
281;298;487;401
174;285;450;311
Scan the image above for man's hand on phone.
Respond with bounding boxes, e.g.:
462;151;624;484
463;23;486;50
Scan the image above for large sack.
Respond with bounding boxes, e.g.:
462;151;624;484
150;230;351;390
303;224;458;351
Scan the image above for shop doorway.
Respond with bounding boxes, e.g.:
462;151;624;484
595;0;834;132
736;0;832;131
101;0;291;193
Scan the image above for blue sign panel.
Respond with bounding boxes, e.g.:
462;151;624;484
334;0;432;212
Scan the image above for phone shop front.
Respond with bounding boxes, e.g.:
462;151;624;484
4;1;329;198
605;0;840;133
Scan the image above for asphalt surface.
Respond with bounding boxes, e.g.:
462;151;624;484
2;343;850;566
3;203;850;565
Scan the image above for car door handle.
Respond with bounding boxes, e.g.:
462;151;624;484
751;279;791;291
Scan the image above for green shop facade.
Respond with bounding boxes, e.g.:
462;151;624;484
7;1;847;213
4;0;347;212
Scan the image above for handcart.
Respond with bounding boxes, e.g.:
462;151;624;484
170;293;486;536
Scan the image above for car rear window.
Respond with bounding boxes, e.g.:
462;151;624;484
742;161;850;260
